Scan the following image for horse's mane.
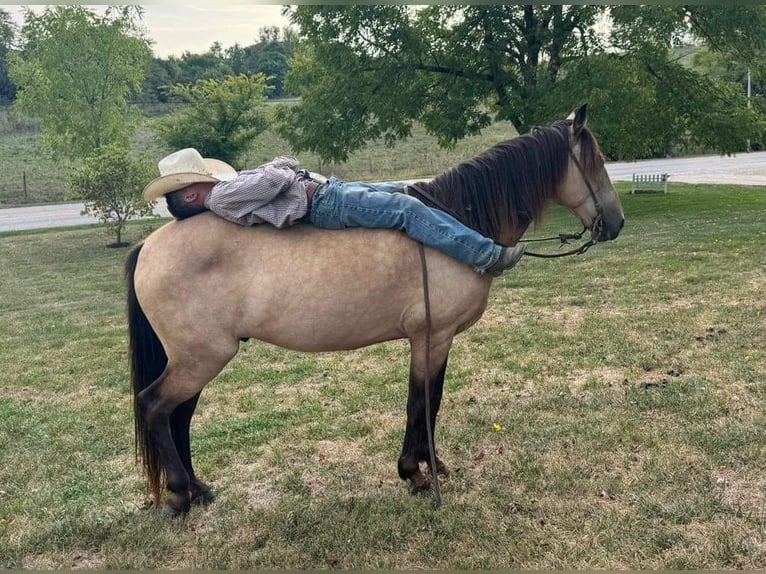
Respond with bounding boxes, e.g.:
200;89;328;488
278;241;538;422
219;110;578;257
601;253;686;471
416;119;602;240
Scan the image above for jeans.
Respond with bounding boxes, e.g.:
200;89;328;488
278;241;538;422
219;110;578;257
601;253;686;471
308;177;501;272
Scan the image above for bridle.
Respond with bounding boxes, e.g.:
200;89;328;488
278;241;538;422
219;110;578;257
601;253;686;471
523;144;604;258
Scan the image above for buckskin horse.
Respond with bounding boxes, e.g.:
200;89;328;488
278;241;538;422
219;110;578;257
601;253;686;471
125;105;625;516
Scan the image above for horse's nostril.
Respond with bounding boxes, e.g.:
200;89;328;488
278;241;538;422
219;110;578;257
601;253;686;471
619;218;625;231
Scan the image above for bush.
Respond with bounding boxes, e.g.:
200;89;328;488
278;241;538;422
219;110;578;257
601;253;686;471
68;144;156;246
153;74;270;169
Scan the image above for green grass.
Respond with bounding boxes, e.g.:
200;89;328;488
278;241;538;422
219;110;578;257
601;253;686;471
0;183;765;568
0;103;516;207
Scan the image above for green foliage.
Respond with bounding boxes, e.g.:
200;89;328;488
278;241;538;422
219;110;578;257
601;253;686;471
282;5;766;163
139;27;295;103
0;8;16;104
226;27;296;98
8;6;151;159
67;144;155;245
153;74;270;168
536;53;764;159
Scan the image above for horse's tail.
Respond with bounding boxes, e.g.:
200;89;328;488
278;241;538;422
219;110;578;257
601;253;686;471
125;242;166;506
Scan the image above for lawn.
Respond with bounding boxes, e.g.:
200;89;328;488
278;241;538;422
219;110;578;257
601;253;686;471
0;182;764;568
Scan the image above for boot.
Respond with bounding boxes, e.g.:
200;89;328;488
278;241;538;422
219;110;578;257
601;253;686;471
485;243;526;276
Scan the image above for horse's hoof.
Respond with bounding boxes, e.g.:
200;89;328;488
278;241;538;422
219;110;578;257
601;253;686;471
161;504;186;519
408;473;431;495
191;489;216;506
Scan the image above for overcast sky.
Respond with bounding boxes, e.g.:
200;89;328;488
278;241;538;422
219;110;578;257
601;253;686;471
2;4;291;58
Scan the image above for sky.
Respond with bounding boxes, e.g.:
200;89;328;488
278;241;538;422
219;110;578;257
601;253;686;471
2;5;291;58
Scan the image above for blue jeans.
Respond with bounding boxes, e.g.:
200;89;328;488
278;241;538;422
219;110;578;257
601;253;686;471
308;177;501;272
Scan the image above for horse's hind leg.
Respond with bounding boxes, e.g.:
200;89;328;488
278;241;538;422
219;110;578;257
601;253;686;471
170;392;214;505
398;337;452;494
137;345;237;516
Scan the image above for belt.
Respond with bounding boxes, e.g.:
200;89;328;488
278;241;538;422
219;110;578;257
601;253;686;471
305;180;320;203
297;170;328;208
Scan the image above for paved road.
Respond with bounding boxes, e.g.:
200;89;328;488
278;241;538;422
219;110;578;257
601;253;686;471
607;150;766;186
1;151;765;233
0;199;170;233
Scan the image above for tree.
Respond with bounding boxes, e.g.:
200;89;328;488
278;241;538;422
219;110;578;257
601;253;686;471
279;5;766;162
226;27;296;98
139;55;182;104
153;74;270;168
0;8;16;104
175;46;233;85
9;6;151;159
68;144;155;247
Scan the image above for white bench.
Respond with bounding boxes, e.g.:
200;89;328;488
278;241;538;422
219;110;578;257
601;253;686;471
631;173;669;194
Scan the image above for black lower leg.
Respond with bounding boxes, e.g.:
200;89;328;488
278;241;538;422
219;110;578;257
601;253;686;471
398;361;447;488
139;388;191;515
170;392;214;505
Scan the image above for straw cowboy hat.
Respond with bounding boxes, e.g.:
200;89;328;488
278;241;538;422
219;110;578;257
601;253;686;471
143;148;238;201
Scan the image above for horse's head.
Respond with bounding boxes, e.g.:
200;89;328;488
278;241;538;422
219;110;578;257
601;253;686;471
554;104;624;242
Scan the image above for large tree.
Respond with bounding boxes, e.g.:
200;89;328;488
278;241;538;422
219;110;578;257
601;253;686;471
279;5;766;162
9;6;151;159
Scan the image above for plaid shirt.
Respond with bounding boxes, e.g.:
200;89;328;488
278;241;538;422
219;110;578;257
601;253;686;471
204;156;308;228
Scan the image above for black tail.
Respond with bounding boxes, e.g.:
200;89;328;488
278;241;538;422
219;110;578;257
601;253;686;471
125;243;166;505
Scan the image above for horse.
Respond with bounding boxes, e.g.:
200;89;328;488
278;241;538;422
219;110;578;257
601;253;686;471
125;105;624;516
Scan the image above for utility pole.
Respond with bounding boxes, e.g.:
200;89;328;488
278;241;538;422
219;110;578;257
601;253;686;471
747;68;752;152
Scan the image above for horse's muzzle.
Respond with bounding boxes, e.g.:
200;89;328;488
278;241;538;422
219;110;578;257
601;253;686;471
593;214;624;242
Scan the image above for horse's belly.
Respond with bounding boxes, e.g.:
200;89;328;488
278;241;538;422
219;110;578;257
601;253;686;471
236;265;418;352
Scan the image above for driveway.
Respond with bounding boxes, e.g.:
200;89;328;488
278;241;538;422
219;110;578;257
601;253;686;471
0;200;170;233
607;151;766;186
1;151;765;233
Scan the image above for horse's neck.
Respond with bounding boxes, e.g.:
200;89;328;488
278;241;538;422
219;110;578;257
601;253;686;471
496;221;531;247
424;152;547;248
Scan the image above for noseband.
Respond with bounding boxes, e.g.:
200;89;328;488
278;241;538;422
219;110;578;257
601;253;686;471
523;144;604;259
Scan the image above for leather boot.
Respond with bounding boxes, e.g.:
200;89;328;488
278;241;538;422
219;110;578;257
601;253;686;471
485;243;526;276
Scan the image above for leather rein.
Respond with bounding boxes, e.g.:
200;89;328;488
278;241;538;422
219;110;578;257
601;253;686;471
402;142;603;508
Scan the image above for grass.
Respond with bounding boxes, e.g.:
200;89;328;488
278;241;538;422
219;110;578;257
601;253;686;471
0;103;516;207
0;182;765;568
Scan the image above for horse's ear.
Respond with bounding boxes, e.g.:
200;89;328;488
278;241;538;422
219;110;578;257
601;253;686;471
568;103;588;137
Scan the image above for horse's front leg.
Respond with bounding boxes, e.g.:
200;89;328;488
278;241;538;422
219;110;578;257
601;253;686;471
398;337;452;494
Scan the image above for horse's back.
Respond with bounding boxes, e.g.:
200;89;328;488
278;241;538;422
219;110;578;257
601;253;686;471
135;213;490;353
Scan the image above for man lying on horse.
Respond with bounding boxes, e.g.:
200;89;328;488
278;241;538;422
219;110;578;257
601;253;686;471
142;149;526;276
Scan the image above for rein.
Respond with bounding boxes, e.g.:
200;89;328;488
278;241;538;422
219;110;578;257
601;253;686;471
522;226;596;258
417;242;441;508
402;185;442;508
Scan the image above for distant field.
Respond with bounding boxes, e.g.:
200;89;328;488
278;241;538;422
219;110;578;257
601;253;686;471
0;104;516;207
1;183;765;568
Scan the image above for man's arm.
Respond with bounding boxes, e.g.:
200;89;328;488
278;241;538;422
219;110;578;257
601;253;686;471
265;156;300;170
209;163;298;212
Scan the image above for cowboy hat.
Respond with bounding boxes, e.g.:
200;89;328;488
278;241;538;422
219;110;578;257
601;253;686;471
142;148;238;201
